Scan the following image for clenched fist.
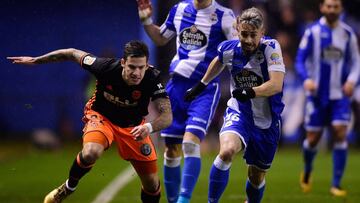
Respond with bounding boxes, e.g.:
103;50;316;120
137;0;153;24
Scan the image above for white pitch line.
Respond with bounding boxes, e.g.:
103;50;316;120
91;166;136;203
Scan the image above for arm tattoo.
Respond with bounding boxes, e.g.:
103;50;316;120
36;48;87;64
151;97;172;132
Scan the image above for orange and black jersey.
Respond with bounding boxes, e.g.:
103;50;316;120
81;55;168;128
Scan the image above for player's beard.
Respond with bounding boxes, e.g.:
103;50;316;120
325;13;339;25
242;44;256;56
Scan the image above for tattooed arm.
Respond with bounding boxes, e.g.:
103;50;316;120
7;48;87;65
130;97;172;140
150;97;173;132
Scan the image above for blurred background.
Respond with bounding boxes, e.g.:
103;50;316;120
1;0;360;148
1;0;360;203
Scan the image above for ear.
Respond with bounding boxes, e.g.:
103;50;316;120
121;58;125;66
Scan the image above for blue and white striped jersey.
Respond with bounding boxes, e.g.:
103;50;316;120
160;0;237;81
218;38;286;129
295;17;360;100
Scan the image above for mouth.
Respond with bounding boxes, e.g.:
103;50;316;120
130;77;141;83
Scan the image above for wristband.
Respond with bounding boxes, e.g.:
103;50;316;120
200;79;209;85
144;122;153;133
142;18;153;26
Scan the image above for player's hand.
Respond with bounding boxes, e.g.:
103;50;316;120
7;56;37;65
130;124;150;141
343;81;355;97
136;0;153;24
232;87;256;102
184;82;207;102
303;78;316;92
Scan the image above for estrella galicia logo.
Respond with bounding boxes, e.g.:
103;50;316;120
322;45;343;62
140;144;152;156
179;25;207;50
233;69;263;88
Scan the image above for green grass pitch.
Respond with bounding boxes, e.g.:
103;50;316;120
0;141;359;203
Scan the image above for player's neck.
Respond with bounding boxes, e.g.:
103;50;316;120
194;0;212;10
326;20;339;28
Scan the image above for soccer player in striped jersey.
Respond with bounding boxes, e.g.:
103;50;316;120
295;0;360;197
185;7;285;203
137;0;237;202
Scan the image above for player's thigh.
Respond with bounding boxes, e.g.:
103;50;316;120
218;132;243;161
331;98;351;126
244;121;281;170
114;124;157;161
82;110;115;149
305;97;327;130
186;82;220;140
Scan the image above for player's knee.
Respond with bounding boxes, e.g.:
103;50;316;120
164;153;182;167
182;141;200;158
248;166;266;186
249;175;265;187
219;148;237;163
82;145;103;163
165;144;182;158
306;137;319;148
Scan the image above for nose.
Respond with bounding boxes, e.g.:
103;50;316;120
132;68;141;77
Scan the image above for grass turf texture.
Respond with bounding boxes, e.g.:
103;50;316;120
0;141;359;203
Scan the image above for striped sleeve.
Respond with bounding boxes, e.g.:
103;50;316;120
346;32;360;83
295;28;313;82
159;4;178;40
265;40;286;73
221;9;237;40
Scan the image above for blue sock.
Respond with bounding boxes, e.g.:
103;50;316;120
164;156;182;203
303;139;317;176
179;157;201;199
246;179;265;203
208;155;231;203
177;195;190;203
332;141;348;188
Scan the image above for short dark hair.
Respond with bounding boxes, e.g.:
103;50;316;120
123;40;149;61
237;7;264;29
320;0;342;4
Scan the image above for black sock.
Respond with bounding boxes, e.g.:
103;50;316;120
67;152;93;188
141;184;161;203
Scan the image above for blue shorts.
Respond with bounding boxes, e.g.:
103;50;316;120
220;108;281;170
305;97;351;131
161;74;220;144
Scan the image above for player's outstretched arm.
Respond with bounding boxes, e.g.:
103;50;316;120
136;0;169;46
7;48;87;65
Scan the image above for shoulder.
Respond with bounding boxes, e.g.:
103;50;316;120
301;20;321;36
175;0;191;8
339;21;356;37
145;66;162;80
260;37;281;51
215;3;235;19
218;39;239;52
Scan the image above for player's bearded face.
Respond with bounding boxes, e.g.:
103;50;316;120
238;23;264;55
320;0;342;24
121;56;148;86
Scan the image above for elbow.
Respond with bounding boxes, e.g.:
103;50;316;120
164;113;173;128
273;84;283;94
66;48;77;53
167;113;173;127
154;40;168;46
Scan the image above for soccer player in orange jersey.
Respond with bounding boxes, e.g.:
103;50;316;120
8;40;172;203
